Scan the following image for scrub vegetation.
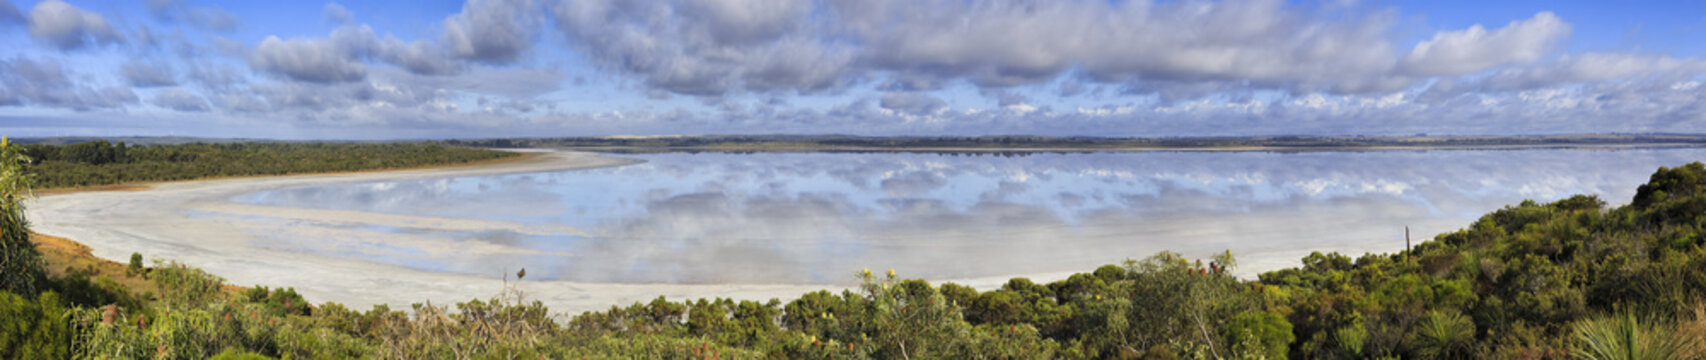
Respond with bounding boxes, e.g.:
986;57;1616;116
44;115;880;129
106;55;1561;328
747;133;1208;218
18;140;517;189
4;139;1706;358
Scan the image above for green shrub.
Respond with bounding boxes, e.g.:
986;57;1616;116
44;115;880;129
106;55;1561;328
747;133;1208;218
129;253;144;275
0;291;74;359
1225;311;1293;360
241;286;311;317
151;260;226;310
209;348;277;360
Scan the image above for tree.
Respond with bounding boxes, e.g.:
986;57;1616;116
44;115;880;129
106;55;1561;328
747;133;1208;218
0;137;44;296
128;252;144;276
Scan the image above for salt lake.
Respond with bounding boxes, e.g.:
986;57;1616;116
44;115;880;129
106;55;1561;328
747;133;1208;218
215;147;1706;285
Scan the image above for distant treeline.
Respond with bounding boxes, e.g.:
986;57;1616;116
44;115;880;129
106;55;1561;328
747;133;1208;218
19;141;517;189
447;133;1706;151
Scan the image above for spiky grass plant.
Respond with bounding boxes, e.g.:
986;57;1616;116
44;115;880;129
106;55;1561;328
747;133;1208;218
1572;311;1698;360
1411;309;1475;359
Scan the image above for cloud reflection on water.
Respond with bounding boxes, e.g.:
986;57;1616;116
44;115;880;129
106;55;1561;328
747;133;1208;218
218;149;1706;284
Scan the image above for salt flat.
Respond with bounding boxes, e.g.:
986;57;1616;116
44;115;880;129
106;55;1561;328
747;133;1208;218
25;150;885;314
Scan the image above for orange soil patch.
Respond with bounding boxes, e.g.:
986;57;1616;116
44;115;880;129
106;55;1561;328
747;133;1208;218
32;232;254;298
35;183;153;196
31;232;157;295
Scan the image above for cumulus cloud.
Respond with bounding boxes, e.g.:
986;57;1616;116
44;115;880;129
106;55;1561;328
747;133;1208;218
323;2;353;24
146;0;239;32
442;0;539;64
1398;12;1570;76
1477;53;1706;91
10;0;1706;140
879;92;947;115
549;0;1428;97
532;0;1650;107
151;88;211;111
248;22;470;83
550;0;851;96
27;0;123;50
0;57;138;110
250;35;368;83
121;60;178;87
376;40;461;76
252;24;472;82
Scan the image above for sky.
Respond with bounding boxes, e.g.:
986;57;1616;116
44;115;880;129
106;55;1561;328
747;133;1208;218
0;0;1704;140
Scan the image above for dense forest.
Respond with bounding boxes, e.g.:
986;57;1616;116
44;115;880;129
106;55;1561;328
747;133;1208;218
448;133;1706;151
4;138;1706;358
17;140;517;189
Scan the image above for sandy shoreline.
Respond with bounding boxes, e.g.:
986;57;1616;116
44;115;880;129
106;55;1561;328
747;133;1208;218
26;150;1093;315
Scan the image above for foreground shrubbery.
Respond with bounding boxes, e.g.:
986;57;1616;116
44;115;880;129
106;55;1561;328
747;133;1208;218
20;140;516;189
6;138;1706;358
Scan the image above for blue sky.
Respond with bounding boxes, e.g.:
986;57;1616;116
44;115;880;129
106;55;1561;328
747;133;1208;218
1;0;1704;139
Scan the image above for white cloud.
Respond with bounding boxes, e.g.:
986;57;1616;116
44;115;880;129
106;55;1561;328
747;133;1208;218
550;0;851;96
442;0;540;64
1479;53;1706;91
9;0;1706;140
27;0;123;50
0;57;139;110
250;36;368;83
1398;12;1570;76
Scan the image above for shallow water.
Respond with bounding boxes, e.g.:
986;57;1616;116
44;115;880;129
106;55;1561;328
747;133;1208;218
216;148;1706;284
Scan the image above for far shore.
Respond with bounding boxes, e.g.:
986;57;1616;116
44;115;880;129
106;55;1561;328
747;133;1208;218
32;149;547;197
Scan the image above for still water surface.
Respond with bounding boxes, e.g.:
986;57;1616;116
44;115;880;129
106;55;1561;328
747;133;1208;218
219;148;1706;284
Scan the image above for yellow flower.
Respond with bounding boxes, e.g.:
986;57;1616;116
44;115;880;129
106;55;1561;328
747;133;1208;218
887;268;895;277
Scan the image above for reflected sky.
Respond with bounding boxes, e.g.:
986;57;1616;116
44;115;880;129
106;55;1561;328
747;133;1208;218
213;148;1706;284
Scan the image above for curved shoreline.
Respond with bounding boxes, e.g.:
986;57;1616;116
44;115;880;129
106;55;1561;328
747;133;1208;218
25;150;866;314
23;149;1401;315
